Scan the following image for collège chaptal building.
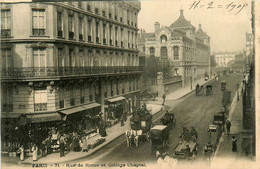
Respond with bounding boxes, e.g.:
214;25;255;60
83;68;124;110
1;1;142;149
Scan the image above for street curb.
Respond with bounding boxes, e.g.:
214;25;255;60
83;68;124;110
21;105;170;165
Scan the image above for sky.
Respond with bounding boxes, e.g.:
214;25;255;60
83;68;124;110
138;0;252;54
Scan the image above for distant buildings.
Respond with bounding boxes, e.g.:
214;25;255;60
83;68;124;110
138;10;211;89
214;52;238;67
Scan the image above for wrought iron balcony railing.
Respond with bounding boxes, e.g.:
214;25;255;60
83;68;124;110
34;103;47;111
1;29;11;37
32;29;45;36
1;66;143;79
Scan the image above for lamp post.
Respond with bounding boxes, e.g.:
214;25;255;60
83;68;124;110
236;83;240;101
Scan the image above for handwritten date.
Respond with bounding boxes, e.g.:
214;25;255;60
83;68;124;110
189;1;248;15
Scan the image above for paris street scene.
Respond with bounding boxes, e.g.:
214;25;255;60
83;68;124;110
0;0;257;169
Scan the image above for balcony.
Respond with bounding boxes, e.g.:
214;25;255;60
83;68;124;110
32;29;45;36
59;100;64;108
34;103;47;111
96;36;100;43
88;35;92;42
103;38;106;44
69;32;74;39
1;29;11;37
79;34;83;41
2;104;13;112
57;30;63;37
1;66;143;79
110;39;113;46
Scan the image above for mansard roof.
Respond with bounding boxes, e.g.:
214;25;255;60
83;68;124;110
169;10;195;29
195;24;208;39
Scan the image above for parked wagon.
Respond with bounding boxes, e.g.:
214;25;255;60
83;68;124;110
150;125;170;152
206;85;213;96
221;81;227;91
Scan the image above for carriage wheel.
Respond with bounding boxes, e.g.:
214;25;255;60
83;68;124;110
146;131;150;141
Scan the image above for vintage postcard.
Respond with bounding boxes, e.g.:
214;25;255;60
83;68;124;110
0;0;259;169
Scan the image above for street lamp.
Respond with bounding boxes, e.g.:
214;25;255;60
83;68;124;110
237;83;240;100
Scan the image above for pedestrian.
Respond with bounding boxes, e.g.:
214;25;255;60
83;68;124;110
226;120;231;135
162;93;166;105
17;145;25;161
59;134;65;157
31;144;38;162
232;136;237;152
46;136;52;155
41;139;46;157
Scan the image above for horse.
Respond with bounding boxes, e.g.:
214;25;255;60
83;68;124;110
125;130;133;147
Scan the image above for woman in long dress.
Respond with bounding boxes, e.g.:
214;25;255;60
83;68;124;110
32;144;38;162
18;145;25;161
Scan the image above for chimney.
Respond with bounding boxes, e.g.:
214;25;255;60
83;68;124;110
154;22;160;33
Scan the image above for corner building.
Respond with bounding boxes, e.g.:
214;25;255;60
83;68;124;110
138;10;211;87
1;1;141;145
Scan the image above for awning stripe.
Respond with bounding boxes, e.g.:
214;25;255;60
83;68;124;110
107;96;126;103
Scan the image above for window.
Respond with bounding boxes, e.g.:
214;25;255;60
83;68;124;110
103;24;106;44
34;89;47;111
87;4;91;11
78;1;82;8
79;17;83;40
115;27;118;46
173;46;179;60
33;48;46;67
70;87;75;106
1;48;12;68
102;10;106;17
79;49;84;67
95;8;99;14
161;47;167;59
150;47;155;57
96;21;99;43
59;87;64;108
80;84;85;103
143;47;145;52
57;11;63;37
57;48;64;67
2;87;13;112
69;49;75;67
109;25;112;45
68;14;74;39
128;31;130;47
110;81;113;96
32;9;45;36
88;20;92;42
1;9;11;37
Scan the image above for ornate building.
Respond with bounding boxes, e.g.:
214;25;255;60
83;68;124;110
138;10;211;88
1;1;141;144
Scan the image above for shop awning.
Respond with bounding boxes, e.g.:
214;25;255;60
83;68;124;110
26;112;61;123
107;96;126;103
1;113;21;118
59;106;86;115
59;103;101;115
82;102;101;109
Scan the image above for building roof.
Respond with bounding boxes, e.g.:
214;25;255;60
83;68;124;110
138;32;156;43
169;10;195;29
195;24;208;39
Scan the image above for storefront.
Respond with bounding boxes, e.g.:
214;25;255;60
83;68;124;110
59;102;101;134
105;96;127;127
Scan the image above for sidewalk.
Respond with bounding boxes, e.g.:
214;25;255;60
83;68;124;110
22;104;163;164
158;77;213;101
211;83;255;169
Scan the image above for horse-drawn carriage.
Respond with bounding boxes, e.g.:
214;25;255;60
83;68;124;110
126;107;152;147
206;85;213;96
173;127;198;159
150;125;170;152
160;111;176;130
196;84;204;96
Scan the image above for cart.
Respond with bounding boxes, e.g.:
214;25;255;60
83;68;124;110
150;125;170;152
221;81;227;91
173;141;198;159
130;108;153;142
206;85;213;96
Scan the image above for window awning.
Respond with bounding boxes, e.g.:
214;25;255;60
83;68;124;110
59;103;101;115
82;102;101;109
1;113;21;118
59;106;86;115
107;96;126;103
26;112;61;123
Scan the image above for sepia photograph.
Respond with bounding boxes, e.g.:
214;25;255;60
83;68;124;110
0;0;259;168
